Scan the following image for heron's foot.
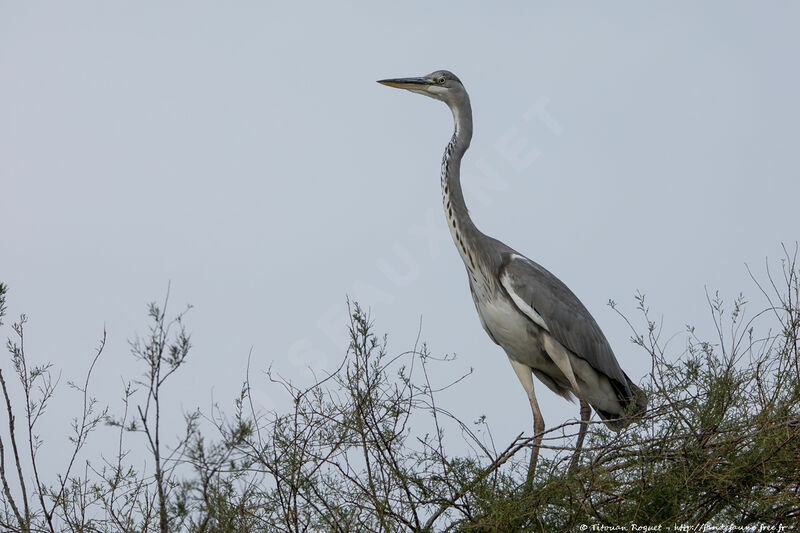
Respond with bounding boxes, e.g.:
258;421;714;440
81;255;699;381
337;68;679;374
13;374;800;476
526;424;544;489
568;434;585;474
526;445;540;488
568;447;582;474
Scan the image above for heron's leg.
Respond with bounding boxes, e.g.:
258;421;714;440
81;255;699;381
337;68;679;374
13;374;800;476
542;335;590;473
508;358;545;485
570;397;591;473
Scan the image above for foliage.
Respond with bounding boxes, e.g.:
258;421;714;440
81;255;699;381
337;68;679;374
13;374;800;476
0;246;798;532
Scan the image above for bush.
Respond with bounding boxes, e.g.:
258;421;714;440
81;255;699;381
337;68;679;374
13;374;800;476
0;247;798;532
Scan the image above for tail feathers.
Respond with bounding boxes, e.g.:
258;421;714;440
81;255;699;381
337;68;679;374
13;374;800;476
594;375;648;431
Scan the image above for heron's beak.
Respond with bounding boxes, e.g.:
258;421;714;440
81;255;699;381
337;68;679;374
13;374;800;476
377;77;432;90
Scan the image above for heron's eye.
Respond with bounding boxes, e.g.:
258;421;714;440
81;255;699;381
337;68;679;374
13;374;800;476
437;76;446;85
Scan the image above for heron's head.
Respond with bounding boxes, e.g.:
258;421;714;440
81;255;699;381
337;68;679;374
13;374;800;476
378;70;467;108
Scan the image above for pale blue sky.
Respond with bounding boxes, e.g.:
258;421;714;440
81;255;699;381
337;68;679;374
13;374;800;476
2;2;799;476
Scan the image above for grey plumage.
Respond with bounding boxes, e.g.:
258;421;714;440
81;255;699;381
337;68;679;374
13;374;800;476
498;251;646;427
379;70;646;478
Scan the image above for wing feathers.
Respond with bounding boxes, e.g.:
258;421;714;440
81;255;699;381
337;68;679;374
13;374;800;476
499;253;630;392
500;269;550;332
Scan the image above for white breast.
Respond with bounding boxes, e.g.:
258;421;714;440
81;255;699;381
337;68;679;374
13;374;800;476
471;287;543;364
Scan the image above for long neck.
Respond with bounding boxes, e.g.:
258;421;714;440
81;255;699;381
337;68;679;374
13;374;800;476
441;100;485;275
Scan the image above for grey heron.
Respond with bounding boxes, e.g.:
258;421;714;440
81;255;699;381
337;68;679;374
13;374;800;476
378;70;647;479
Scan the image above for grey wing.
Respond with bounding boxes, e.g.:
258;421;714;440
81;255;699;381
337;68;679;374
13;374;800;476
499;253;631;394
